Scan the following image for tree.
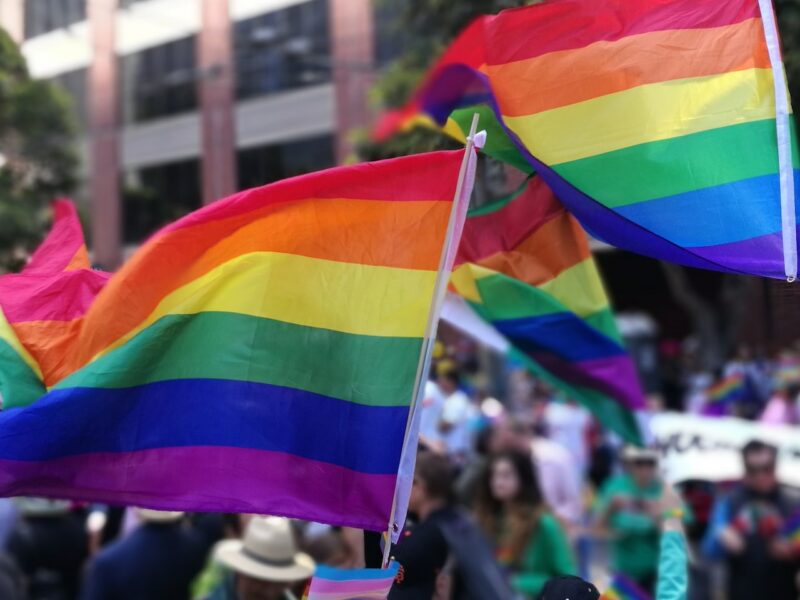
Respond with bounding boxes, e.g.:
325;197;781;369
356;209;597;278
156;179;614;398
0;27;79;272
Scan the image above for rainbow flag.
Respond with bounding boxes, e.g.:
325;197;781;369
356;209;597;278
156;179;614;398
702;373;749;415
303;563;399;600
376;0;799;280
0;152;469;531
451;176;643;442
602;573;653;600
781;510;800;544
0;200;109;408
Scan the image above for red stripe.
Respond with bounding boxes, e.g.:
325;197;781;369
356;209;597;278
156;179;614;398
486;0;760;64
457;177;564;265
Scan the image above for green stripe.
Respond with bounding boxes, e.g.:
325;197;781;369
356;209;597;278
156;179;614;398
467;176;532;217
0;339;45;410
585;308;623;345
554;119;800;208
509;347;641;444
56;312;422;408
450;105;535;174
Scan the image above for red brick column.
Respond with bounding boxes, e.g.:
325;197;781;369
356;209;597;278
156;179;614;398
87;0;122;269
328;0;375;164
198;0;238;204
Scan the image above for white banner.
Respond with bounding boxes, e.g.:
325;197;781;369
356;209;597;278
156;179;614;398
649;413;800;487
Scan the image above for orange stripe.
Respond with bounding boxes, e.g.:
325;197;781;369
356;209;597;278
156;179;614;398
67;198;449;373
488;18;770;117
474;213;590;287
13;319;83;387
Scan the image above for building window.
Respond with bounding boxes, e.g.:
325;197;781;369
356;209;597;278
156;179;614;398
123;158;201;243
24;0;85;39
120;36;197;123
237;135;335;190
234;0;331;101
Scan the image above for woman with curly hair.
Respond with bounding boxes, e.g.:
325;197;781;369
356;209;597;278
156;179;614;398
475;451;576;599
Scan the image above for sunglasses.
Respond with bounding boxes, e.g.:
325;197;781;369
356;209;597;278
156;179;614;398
632;458;657;467
745;464;775;475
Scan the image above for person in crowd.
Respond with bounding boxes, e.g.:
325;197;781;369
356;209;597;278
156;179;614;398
760;383;800;425
207;516;314;600
436;363;475;461
541;484;688;600
0;552;25;600
81;509;222;600
418;377;446;452
542;400;591;478
702;440;800;600
491;418;582;530
593;447;666;594
7;498;88;600
389;451;456;599
475;450;576;598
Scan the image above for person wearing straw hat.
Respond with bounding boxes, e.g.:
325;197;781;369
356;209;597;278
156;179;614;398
82;509;214;600
207;516;315;600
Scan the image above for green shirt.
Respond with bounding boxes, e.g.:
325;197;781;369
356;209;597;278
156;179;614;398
506;513;577;599
595;474;662;580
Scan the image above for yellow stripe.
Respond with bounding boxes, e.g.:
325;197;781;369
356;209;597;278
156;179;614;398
450;263;495;302
95;252;437;361
505;68;776;164
538;259;609;318
0;308;43;379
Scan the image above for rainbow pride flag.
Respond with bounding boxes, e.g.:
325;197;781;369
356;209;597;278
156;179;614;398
0;201;109;408
702;373;749;415
451;176;643;442
602;573;653;600
376;0;798;280
303;563;399;600
0;152;469;531
781;510;800;544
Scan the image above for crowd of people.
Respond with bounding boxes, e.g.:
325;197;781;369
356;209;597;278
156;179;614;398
0;340;797;600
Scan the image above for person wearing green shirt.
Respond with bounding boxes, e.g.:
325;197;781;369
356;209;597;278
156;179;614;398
475;450;576;599
594;446;669;594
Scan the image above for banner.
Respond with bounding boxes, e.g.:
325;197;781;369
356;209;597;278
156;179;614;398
650;413;800;487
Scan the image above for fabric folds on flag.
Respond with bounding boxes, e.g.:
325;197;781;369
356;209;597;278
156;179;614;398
0;152;466;531
451;176;643;442
303;563;399;600
0;200;109;408
376;0;798;280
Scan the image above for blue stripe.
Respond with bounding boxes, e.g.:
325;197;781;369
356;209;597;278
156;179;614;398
493;312;626;362
0;379;407;474
313;564;399;581
616;170;800;248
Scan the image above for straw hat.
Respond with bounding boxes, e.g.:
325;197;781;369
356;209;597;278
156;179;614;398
135;508;184;523
622;445;659;462
215;517;315;582
13;497;70;517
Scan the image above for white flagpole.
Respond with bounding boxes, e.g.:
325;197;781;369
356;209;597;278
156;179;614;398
381;113;483;568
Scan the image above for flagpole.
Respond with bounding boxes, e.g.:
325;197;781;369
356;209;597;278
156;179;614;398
381;113;482;569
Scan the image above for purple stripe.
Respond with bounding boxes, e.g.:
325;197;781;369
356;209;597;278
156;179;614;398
531;352;644;409
0;446;395;531
689;227;800;279
309;578;395;594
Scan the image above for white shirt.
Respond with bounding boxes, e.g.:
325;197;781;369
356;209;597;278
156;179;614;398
544;402;590;474
418;381;445;443
440;389;474;456
531;437;583;526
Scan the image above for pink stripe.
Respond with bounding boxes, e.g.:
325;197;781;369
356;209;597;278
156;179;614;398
310;578;395;594
0;446;396;531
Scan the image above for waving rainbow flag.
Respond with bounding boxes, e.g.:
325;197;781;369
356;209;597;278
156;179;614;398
377;0;798;280
0;201;109;408
452;176;643;442
702;373;750;416
781;510;800;545
0;152;469;531
602;573;653;600
303;563;399;600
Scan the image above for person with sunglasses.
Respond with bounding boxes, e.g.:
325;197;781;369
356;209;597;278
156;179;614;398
702;440;800;600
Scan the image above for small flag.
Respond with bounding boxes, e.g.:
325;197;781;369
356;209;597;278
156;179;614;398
702;373;748;415
303;562;400;600
781;510;800;545
602;573;653;600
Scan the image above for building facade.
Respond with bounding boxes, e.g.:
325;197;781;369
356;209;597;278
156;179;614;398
1;0;399;267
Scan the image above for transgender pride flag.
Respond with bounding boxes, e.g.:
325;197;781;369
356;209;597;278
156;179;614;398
303;563;399;600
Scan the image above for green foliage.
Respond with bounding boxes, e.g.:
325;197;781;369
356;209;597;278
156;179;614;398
0;27;78;272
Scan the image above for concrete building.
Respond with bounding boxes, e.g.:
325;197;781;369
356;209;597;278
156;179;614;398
1;0;400;267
